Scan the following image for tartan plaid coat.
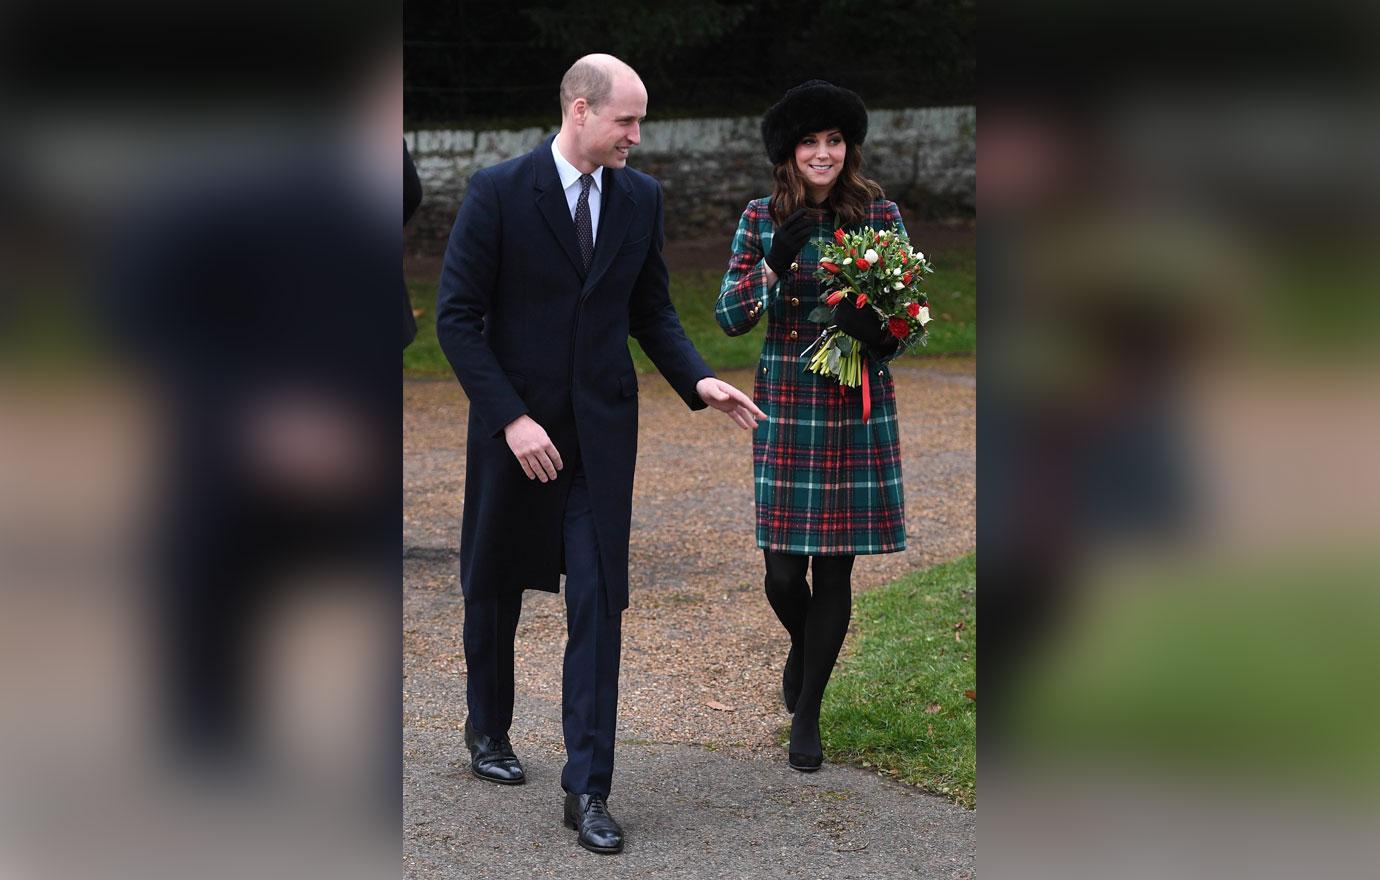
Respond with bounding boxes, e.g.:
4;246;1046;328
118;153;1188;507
716;197;918;556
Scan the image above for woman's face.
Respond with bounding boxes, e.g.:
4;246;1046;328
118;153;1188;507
794;128;846;196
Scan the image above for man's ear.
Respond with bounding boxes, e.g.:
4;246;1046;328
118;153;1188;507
571;97;587;126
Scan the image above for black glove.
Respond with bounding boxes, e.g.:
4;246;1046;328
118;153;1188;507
832;301;893;348
764;209;815;277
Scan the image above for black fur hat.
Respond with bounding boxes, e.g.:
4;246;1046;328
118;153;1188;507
760;80;869;166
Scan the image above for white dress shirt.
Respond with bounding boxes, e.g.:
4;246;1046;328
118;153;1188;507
551;138;603;246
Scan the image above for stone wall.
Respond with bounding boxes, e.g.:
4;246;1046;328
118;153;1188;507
406;106;974;250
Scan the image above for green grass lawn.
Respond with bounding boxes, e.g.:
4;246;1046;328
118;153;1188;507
404;242;974;376
812;554;977;808
1009;555;1380;796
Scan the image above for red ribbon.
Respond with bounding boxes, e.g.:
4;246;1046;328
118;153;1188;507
861;355;872;423
842;355;873;423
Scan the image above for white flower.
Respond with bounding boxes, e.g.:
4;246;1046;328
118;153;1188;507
842;257;852;265
893;281;904;290
893;268;902;277
918;306;932;325
915;251;925;262
864;248;879;263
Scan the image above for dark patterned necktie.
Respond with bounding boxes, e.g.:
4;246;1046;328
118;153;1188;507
574;173;594;272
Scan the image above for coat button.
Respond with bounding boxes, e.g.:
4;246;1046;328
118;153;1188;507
761;366;768;375
790;297;800;306
790;261;799;272
789;330;799;340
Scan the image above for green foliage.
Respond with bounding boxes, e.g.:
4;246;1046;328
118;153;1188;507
404;0;975;126
522;1;749;57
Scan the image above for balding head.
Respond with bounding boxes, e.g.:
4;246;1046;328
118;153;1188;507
555;53;646;172
559;54;641;117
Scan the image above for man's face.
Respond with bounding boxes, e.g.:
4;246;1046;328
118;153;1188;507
577;75;646;170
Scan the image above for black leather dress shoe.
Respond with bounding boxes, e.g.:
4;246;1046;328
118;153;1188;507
464;719;525;785
788;751;823;772
563;792;624;854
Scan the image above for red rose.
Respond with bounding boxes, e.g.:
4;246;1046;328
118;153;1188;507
820;260;840;274
854;258;870;270
825;290;845;305
907;302;920;317
889;317;910;339
855;294;868;308
902;272;913;284
834;228;846;244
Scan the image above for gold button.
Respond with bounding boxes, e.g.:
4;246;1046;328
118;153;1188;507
790;297;800;306
789;330;798;340
761;366;768;374
790;261;799;272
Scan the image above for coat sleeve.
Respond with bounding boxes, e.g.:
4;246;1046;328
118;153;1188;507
715;203;777;337
628;181;714;411
871;201;921;364
435;169;529;437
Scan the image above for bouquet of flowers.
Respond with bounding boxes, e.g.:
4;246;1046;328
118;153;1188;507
802;224;934;388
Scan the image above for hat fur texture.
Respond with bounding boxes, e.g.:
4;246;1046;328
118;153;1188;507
760;80;869;165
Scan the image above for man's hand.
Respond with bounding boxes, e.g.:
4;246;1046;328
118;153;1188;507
503;414;563;482
696;377;767;430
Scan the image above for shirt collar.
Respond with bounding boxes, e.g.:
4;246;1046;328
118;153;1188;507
552;138;603;193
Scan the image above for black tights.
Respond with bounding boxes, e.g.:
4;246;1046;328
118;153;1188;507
763;550;855;757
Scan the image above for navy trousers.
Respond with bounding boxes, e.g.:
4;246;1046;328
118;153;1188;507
463;465;623;797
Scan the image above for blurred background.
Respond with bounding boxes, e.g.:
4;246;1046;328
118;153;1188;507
13;0;1380;875
2;1;401;877
981;1;1380;877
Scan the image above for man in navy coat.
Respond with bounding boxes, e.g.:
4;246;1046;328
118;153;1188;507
436;54;765;854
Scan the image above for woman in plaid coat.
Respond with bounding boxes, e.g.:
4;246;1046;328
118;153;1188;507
716;81;922;772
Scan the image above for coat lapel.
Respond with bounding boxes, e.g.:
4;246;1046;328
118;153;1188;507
581;165;635;299
531;137;587;280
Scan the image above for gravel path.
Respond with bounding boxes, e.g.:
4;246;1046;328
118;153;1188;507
404;359;976;876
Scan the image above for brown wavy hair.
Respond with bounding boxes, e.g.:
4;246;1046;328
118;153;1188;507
768;141;885;228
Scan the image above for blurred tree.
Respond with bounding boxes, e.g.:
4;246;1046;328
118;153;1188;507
404;0;973;126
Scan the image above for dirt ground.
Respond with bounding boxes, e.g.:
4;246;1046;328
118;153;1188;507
403;359;975;758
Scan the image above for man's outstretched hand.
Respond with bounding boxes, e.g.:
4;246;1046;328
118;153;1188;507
696;377;767;430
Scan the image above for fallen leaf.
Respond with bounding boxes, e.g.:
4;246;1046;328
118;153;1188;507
704;700;735;712
924;703;942;714
964;690;976;701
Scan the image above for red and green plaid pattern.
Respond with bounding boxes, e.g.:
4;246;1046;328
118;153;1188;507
716;197;910;555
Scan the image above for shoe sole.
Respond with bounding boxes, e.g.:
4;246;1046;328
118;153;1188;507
563;817;624;854
471;766;526;785
788;760;823;773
